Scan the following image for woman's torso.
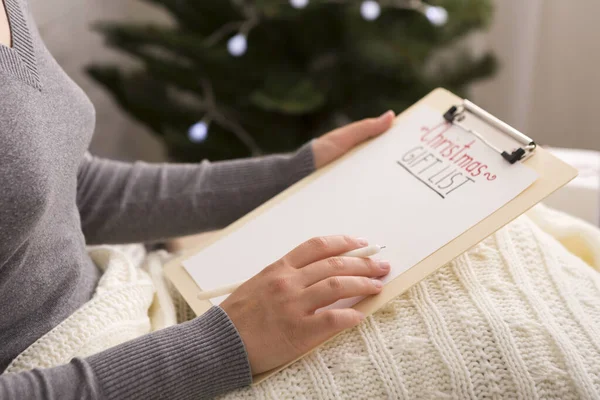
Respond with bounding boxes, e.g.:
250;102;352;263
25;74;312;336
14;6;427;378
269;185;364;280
0;0;100;371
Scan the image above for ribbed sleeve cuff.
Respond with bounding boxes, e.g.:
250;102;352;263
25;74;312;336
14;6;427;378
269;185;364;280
284;140;317;187
87;306;251;400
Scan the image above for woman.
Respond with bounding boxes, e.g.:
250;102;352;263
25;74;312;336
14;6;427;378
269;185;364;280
0;0;397;398
6;2;600;400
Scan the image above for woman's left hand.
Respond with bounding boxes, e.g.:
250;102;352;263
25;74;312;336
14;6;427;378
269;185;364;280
312;110;395;169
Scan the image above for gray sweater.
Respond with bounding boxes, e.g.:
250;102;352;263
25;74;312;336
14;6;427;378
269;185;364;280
0;0;315;398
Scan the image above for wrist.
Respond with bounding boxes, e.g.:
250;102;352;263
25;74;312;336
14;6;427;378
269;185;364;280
88;306;252;399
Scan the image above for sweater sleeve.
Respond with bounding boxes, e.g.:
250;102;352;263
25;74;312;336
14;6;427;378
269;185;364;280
0;307;251;400
77;143;315;245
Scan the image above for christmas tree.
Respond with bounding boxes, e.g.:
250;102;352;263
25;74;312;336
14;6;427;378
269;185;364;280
87;0;497;162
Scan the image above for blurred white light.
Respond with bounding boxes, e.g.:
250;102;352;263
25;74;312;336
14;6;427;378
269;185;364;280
227;34;247;57
360;1;381;21
424;5;448;26
290;0;309;9
188;121;209;143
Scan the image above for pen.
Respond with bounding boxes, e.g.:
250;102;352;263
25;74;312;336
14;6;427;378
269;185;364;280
197;244;386;301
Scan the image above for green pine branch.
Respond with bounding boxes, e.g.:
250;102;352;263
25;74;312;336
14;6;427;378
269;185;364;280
88;0;497;162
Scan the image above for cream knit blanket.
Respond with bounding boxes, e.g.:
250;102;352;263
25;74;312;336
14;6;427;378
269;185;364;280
4;246;193;373
220;205;600;399
8;205;600;399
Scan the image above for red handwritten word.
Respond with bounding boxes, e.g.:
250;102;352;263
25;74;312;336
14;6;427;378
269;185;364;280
420;122;497;181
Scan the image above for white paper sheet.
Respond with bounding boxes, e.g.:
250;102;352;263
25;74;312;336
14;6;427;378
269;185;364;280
183;105;538;307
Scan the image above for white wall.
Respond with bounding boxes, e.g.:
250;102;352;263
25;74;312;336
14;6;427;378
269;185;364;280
472;0;600;151
31;0;600;162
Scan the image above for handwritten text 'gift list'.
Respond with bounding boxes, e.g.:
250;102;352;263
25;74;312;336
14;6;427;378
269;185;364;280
397;122;498;199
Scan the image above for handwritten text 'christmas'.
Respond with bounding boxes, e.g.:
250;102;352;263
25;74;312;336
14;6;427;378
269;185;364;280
397;121;498;199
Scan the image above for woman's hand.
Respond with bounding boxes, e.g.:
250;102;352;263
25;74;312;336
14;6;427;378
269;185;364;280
220;236;390;375
312;111;395;169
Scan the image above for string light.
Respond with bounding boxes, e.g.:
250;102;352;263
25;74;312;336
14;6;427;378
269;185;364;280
227;33;248;57
290;0;309;9
360;1;381;21
188;119;210;143
423;5;448;26
217;1;447;58
190;0;449;153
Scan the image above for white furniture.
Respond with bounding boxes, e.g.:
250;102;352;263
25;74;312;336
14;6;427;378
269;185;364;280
545;148;600;226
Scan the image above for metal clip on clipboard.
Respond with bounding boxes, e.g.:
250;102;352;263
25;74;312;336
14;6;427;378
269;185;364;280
443;100;537;164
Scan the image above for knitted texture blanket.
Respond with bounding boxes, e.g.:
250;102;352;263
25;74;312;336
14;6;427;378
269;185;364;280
7;205;600;399
221;205;600;399
4;246;193;374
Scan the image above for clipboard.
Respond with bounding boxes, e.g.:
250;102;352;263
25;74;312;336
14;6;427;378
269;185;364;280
164;87;578;383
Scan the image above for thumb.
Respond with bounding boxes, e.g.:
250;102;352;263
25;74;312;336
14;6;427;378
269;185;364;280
313;110;395;168
334;110;395;149
350;110;395;139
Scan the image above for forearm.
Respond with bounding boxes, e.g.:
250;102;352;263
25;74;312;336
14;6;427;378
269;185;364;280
78;143;315;244
0;307;251;400
0;360;100;400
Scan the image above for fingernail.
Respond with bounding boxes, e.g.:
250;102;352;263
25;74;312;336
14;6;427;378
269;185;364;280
378;110;394;120
356;237;369;246
371;278;383;288
358;312;366;321
378;260;390;272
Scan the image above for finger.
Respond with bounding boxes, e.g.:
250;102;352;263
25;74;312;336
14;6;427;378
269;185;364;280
312;111;395;168
283;235;368;269
299;309;365;346
302;276;383;311
300;257;390;287
329;110;395;149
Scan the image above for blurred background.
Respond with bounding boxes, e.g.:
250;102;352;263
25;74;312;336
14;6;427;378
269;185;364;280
30;0;600;163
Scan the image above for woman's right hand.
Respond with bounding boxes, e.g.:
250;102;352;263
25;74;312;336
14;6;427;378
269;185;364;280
220;235;390;375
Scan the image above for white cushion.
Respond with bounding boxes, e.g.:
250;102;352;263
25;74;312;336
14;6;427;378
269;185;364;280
545;147;600;225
